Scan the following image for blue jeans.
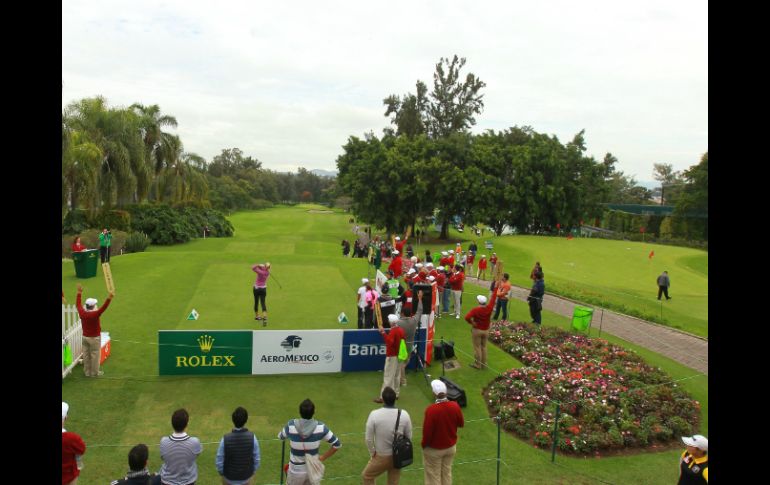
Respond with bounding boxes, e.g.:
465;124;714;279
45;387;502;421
442;288;451;312
493;298;509;321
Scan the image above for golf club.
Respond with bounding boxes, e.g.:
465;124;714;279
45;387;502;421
270;272;283;289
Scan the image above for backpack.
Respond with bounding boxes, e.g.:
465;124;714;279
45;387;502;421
392;409;413;469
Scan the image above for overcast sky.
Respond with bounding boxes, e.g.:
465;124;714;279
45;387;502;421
62;0;707;184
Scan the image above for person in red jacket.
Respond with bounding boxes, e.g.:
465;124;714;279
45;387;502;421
62;402;86;485
448;265;465;319
422;380;464;485
435;267;447;317
375;314;406;402
394;235;407;253
76;283;114;377
464;291;498;369
476;255;488;280
71;236;87;252
490;253;498;274
388;250;404;278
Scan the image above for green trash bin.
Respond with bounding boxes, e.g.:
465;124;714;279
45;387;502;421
571;305;594;332
72;249;99;278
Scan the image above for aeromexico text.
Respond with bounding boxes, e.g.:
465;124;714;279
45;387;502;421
260;353;324;363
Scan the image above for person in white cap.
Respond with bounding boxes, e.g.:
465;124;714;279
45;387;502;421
357;278;370;330
448;265;466;319
375;314;406;402
464;289;499;369
388;250;404;278
62;402;86;485
421;380;464;485
394;234;408;254
678;434;708;484
76;283;114;377
476;255;488;280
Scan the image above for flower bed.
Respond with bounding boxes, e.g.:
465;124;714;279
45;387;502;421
485;322;700;455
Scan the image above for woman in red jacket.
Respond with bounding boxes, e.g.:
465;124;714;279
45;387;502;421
71;236;87;252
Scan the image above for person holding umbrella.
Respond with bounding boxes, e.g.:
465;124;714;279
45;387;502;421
252;262;271;326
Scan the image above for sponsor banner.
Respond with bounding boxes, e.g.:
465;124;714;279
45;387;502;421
252;330;343;374
341;328;428;372
159;331;253;375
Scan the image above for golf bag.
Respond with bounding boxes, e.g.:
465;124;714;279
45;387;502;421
439;376;467;407
432;340;456;360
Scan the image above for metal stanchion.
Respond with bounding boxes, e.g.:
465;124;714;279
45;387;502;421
441;337;446;377
497;416;502;485
551;403;561;463
598;306;605;338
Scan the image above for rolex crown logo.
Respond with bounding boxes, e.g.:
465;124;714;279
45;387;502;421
197;334;214;353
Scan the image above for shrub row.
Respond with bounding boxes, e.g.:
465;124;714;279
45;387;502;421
62;204;234;246
126;205;234;245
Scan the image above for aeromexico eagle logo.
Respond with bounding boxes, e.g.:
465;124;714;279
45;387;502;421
281;335;302;351
175;334;235;367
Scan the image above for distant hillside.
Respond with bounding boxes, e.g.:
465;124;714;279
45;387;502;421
310;169;337;178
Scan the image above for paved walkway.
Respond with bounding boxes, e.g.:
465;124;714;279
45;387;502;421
464;275;708;375
349;227;708;375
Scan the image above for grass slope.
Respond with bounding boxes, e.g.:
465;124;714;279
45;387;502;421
440;233;708;337
61;205;707;484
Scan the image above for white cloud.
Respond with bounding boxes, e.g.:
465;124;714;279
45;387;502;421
62;0;707;179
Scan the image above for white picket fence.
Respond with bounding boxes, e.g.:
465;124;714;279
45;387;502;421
62;304;83;378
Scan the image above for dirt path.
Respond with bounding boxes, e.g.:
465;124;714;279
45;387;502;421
464;274;708;375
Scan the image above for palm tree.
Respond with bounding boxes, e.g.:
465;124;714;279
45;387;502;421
153;136;209;204
62;129;102;211
131;103;178;201
64;97;145;208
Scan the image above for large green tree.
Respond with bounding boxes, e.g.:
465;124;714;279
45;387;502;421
381;56;486;238
673;152;708;240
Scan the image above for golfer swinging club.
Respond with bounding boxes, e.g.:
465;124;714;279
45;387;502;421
252;261;271;326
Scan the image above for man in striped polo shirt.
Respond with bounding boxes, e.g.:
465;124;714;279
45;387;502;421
159;409;203;485
278;399;341;485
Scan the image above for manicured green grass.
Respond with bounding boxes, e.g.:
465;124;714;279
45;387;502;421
62;205;707;484
421;231;708;338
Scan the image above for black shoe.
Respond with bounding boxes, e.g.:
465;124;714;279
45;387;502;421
666;297;671;300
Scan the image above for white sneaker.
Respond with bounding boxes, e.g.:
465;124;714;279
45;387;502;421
455;314;460;319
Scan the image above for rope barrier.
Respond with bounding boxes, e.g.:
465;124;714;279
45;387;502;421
108;337;438;351
83;417;495;448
